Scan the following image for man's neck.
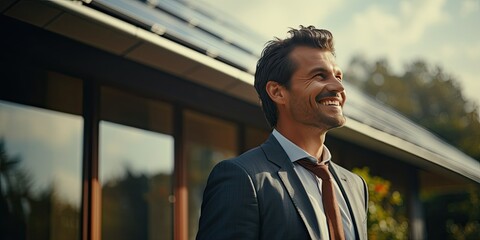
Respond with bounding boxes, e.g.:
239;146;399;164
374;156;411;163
275;125;327;160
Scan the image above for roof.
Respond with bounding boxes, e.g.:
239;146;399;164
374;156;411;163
3;0;479;183
89;0;262;73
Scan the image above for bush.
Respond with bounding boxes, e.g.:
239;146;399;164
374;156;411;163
353;167;408;240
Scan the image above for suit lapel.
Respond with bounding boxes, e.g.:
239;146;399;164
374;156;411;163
329;163;364;240
261;135;320;240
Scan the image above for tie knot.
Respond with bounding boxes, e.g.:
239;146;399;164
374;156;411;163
296;159;332;181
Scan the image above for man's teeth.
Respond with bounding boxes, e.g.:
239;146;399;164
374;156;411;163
320;100;340;106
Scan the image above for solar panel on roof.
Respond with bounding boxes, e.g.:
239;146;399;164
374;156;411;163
90;0;259;73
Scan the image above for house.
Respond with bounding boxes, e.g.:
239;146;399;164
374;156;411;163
1;0;478;239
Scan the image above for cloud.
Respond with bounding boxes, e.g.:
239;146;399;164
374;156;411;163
0;102;82;151
460;0;479;17
332;0;449;75
438;41;480;105
440;41;480;68
54;170;82;207
348;0;447;51
461;73;480;100
400;0;448;42
465;41;480;60
201;0;346;41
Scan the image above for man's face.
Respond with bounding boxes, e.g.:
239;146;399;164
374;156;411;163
283;46;346;131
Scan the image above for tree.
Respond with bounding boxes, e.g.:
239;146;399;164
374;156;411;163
345;56;480;161
346;56;480;240
446;187;480;240
0;139;27;239
0;139;80;239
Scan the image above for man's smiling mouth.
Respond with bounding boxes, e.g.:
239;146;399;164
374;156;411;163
319;100;340;106
315;92;343;107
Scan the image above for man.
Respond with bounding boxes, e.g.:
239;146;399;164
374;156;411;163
196;26;368;240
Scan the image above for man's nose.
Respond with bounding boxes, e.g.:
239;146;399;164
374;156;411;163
326;78;345;93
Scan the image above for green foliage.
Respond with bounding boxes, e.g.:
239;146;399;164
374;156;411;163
346;57;480;239
0;139;80;239
423;186;480;240
446;187;480;240
353;167;408;240
346;56;480;161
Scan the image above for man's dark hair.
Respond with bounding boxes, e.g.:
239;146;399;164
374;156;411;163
254;26;336;128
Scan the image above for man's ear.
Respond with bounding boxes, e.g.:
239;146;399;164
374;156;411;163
266;81;287;104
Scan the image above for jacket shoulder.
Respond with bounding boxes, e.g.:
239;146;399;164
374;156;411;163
223;146;274;172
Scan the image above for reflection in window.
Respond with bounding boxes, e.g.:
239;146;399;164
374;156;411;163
184;110;238;239
0;100;82;240
100;121;174;240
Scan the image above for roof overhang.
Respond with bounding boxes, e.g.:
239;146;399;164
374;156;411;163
331;119;480;183
2;0;258;104
3;0;479;183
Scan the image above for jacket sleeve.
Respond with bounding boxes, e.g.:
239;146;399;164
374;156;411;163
196;160;259;240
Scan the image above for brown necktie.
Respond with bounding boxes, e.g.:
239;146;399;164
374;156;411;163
297;159;345;240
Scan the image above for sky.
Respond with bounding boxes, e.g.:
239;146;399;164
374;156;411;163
201;0;480;108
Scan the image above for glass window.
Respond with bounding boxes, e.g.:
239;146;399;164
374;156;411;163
184;110;238;239
100;86;174;240
0;100;83;240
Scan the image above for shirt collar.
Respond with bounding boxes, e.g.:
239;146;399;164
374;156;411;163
272;129;331;165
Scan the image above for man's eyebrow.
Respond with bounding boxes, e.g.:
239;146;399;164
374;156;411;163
307;67;329;76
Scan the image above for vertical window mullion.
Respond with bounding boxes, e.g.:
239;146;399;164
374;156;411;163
81;79;101;240
174;105;188;240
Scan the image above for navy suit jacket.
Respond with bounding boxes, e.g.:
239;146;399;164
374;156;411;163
197;134;368;240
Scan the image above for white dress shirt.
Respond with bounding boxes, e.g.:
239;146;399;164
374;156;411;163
272;129;356;240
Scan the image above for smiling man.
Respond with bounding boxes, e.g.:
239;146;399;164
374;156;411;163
196;26;368;240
